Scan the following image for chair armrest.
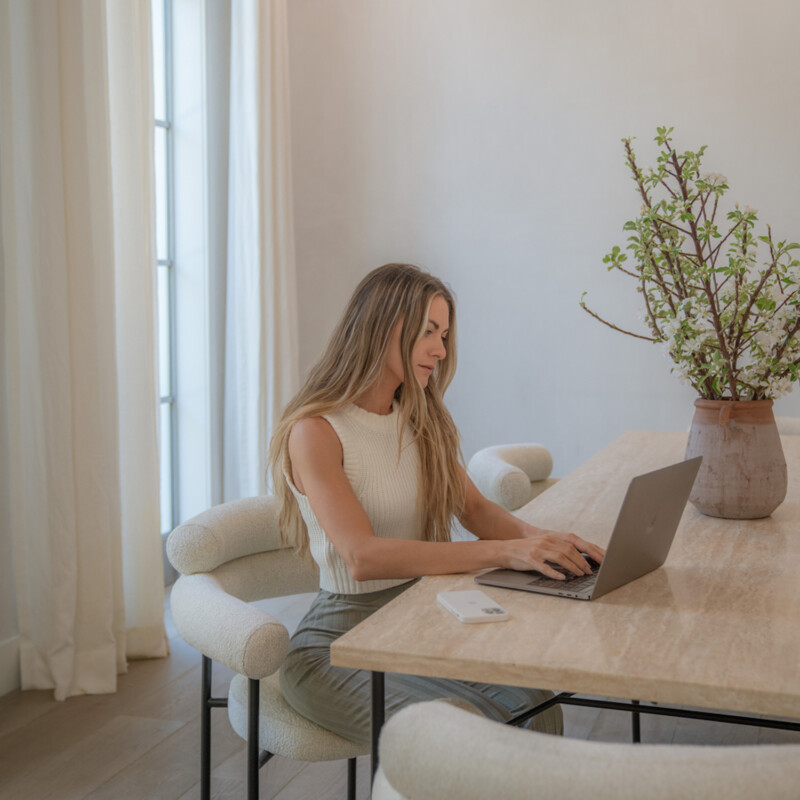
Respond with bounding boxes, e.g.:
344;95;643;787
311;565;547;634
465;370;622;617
170;573;289;679
468;443;554;511
167;495;284;574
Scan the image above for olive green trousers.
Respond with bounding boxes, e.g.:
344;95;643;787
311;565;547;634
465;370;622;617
279;580;563;746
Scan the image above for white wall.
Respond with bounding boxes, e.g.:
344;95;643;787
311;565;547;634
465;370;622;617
287;0;800;476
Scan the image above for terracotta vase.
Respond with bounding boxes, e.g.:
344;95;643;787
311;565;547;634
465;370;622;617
684;399;787;519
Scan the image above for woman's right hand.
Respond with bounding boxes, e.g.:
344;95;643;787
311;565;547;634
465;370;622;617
500;532;600;580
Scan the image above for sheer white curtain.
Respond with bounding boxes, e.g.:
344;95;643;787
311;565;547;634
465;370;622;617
222;0;299;500
0;0;167;700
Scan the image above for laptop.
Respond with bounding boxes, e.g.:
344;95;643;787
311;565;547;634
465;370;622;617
475;456;702;601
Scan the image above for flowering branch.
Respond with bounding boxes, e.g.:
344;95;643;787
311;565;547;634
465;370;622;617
582;127;800;400
580;294;657;341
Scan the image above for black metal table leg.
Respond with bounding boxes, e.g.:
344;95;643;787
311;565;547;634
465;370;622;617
371;671;385;781
632;699;641;742
347;757;357;800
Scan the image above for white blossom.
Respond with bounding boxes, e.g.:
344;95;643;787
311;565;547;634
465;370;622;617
703;172;728;186
766;375;793;398
768;284;788;304
755;328;783;352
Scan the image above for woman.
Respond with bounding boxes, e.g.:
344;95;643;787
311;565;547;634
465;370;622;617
270;263;604;744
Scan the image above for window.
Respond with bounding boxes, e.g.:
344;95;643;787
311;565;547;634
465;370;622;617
152;0;216;557
152;0;179;537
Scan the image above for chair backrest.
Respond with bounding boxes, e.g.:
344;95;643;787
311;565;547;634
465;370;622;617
167;495;319;680
375;701;800;800
468;443;554;511
167;495;319;602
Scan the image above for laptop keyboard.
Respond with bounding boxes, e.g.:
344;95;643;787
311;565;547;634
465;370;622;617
526;558;600;592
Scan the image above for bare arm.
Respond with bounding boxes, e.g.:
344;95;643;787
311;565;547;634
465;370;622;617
457;466;605;570
289;418;600;582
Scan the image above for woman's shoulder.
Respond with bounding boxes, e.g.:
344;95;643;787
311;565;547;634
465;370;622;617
289;415;339;447
288;416;343;470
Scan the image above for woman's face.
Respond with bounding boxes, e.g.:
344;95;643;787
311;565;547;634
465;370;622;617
386;295;450;388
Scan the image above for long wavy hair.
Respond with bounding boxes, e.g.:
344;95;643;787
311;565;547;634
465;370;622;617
269;263;465;557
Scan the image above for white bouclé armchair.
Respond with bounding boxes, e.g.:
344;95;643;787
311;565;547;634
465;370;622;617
167;496;368;800
372;701;800;800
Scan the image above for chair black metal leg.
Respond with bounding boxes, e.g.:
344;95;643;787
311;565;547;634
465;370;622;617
248;678;260;800
371;671;385;781
201;656;213;800
347;757;357;800
632;699;641;743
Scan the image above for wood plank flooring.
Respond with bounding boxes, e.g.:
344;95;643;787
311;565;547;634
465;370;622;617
1;588;798;800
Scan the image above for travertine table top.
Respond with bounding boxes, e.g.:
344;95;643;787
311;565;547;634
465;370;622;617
331;431;800;719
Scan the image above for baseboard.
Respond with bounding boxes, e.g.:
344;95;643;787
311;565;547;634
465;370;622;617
0;635;20;697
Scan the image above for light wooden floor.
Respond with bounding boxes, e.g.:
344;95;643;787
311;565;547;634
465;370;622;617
1;588;798;800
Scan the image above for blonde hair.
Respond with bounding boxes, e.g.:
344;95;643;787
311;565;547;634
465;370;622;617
269;263;465;557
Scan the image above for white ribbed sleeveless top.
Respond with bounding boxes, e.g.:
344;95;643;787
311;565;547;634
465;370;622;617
287;403;422;594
